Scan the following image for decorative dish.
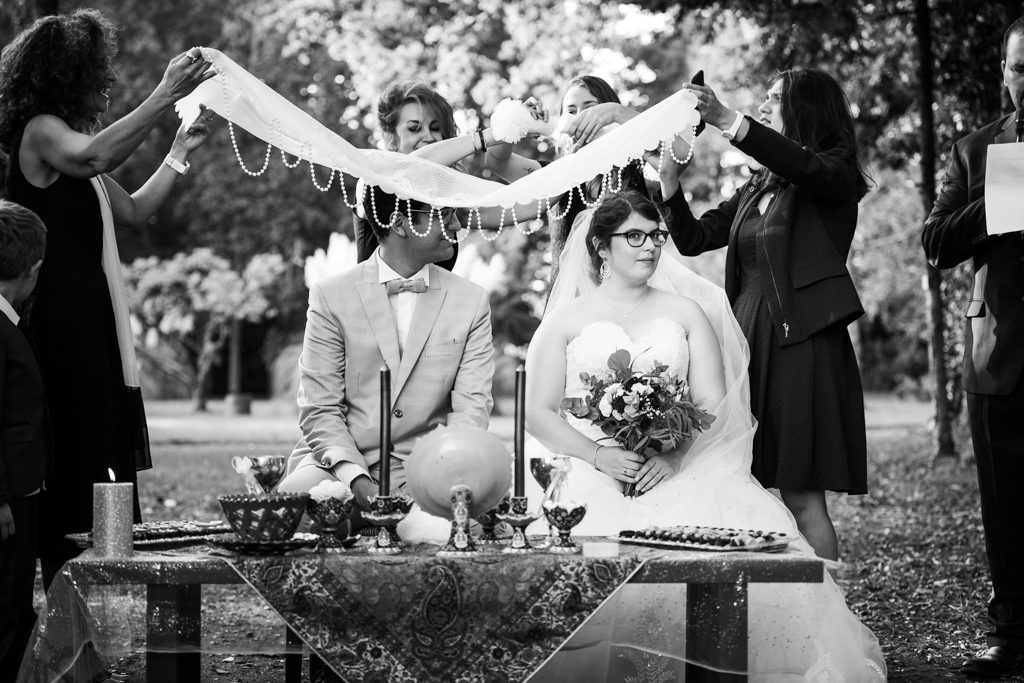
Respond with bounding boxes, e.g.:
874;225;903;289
205;532;319;555
66;520;233;549
611;525;794;553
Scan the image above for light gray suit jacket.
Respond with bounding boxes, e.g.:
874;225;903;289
288;258;494;476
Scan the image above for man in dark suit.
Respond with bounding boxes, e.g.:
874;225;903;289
0;199;49;683
922;15;1024;679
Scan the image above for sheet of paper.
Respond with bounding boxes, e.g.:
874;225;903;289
985;142;1024;235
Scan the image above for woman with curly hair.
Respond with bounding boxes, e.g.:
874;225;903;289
353;79;542;269
0;8;214;587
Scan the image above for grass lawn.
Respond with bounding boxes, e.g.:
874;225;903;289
33;397;1024;682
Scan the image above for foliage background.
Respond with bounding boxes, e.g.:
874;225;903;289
2;0;1020;441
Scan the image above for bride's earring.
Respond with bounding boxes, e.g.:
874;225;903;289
599;256;611;281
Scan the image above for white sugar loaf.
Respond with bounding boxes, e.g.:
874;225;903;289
490;98;554;143
308;480;354;503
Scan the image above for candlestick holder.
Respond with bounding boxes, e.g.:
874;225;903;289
543;501;588;554
495;495;540;554
476;493;511;545
363;494;410;554
437;485;480;557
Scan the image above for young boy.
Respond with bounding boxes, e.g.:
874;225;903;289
0;199;49;683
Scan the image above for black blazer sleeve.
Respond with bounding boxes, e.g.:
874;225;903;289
921;136;989;269
657;184;741;256
732;118;859;202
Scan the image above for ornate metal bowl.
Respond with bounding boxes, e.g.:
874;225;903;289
219;492;309;542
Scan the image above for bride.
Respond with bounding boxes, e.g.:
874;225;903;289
523;190;885;681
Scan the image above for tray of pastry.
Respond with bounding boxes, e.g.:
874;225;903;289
611;525;794;552
67;520;232;549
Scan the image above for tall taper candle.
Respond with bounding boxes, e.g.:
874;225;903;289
379;366;392;496
93;481;134;557
514;366;526;496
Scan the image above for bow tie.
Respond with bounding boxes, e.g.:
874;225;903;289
385;278;427;295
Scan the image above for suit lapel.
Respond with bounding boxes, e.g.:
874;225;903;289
994;113;1016;144
354;260;401;376
394;265;447;397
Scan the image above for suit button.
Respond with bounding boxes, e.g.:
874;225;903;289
393;409;403;418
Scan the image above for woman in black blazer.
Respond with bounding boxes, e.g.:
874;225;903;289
657;68;870;560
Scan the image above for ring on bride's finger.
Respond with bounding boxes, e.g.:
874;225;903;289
187;53;198;64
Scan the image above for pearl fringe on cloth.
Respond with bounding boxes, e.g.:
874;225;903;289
175;48;700;210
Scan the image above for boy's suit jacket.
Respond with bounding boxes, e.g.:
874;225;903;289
288;259;494;475
0;316;50;504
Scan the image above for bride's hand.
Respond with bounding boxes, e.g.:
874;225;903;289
634;452;682;494
594;445;646;484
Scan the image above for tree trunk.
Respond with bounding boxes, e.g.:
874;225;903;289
915;0;958;460
192;374;208;412
228;318;242;395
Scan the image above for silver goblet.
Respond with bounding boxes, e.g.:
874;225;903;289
231;455;288;494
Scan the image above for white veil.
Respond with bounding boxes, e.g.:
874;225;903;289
546;208;757;480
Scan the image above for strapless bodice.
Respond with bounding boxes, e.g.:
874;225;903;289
564;318;689;401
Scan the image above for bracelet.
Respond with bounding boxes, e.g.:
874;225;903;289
592;444;603;468
164;154;190;175
476;127;487;153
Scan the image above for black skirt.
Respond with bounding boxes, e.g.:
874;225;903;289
733;210;867;493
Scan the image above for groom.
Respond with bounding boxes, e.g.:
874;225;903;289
278;187;494;513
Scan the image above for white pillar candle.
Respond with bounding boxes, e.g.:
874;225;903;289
93;482;134;557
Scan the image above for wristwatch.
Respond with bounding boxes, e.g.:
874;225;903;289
721;111;745;141
164;154;191;175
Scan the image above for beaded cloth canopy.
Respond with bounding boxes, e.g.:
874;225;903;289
176;49;700;235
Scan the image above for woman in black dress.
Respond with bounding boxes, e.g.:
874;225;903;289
656;68;870;560
0;9;214;586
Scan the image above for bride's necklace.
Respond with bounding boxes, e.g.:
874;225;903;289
597;287;650;319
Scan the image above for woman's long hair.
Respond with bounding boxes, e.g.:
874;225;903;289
0;9;118;154
551;75;648;280
773;67;871;197
559;74;621;114
376;80;458;152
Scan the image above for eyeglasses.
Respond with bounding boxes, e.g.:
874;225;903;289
609;229;669;248
410;206;458;228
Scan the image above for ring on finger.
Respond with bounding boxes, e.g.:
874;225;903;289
187;53;198;64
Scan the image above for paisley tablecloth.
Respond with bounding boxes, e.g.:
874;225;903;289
17;543;645;683
231;547;645;682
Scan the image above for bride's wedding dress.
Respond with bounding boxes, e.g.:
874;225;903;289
523;315;886;681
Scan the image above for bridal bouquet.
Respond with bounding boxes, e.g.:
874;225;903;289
560;349;715;497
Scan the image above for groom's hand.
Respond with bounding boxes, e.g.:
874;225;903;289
351;475;378;511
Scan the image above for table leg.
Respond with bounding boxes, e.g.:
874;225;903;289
147;584;201;683
684;581;748;682
286;626;304;683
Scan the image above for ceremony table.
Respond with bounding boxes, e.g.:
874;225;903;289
19;540;823;683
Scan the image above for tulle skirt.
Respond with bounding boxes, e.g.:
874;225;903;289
518;433;886;682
